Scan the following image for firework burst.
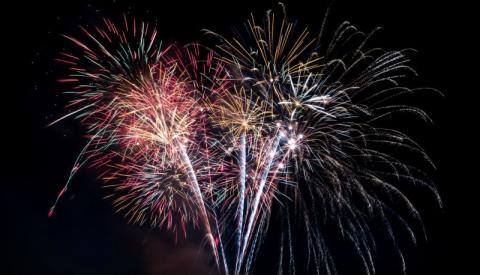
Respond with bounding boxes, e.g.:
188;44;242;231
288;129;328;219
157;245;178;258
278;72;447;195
207;5;441;274
49;5;441;275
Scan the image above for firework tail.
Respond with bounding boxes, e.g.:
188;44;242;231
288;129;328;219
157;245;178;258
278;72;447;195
48;132;101;217
178;143;223;271
235;133;247;272
213;211;231;275
236;131;283;274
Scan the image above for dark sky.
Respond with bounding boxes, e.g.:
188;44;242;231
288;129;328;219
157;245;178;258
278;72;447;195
2;0;472;274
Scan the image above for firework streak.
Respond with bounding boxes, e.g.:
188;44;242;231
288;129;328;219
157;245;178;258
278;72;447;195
49;6;441;275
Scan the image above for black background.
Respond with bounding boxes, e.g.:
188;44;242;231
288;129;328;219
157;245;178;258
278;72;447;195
2;0;473;274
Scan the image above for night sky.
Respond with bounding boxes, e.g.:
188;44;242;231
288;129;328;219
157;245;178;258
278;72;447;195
2;0;472;274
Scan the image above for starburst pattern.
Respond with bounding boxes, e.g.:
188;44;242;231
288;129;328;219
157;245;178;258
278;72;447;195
48;6;441;275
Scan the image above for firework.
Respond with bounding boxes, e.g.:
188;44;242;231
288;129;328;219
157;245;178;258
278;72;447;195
207;5;441;274
49;16;228;268
49;6;440;275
